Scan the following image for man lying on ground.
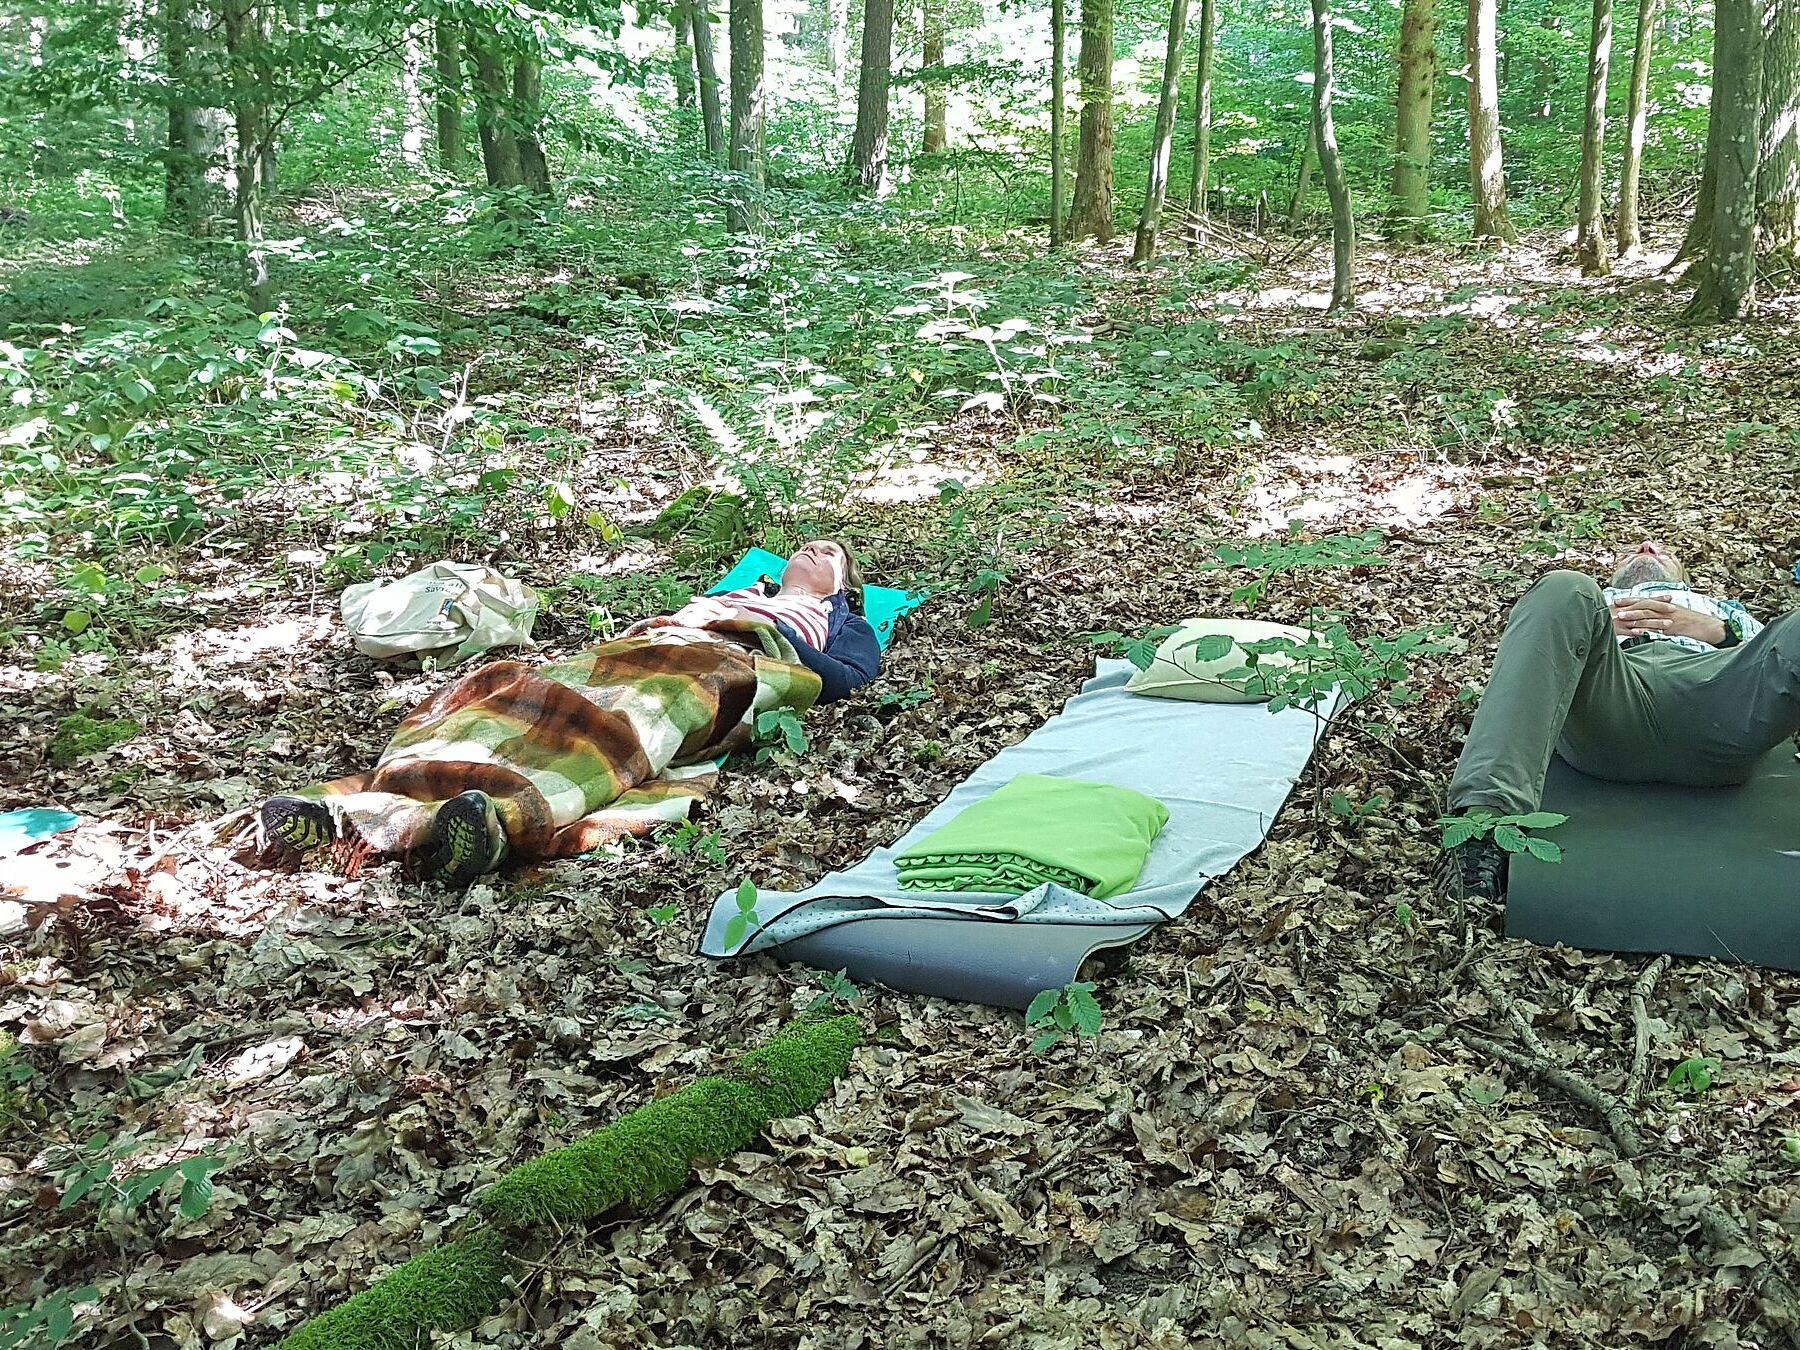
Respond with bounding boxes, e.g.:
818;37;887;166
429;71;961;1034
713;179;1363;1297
1438;540;1797;903
258;539;880;886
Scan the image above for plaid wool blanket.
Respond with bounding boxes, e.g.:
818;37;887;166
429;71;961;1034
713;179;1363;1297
290;617;822;860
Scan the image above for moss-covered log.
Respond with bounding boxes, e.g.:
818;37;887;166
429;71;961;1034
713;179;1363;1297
271;1013;859;1350
479;1011;860;1228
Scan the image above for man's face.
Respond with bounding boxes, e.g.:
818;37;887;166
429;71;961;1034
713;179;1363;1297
1610;540;1686;589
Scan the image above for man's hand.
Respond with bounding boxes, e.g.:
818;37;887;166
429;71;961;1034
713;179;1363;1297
1609;597;1728;645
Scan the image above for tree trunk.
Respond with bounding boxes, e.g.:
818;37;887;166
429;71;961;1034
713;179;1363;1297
512;56;551;194
164;0;229;234
1757;0;1800;282
1066;0;1115;241
468;27;523;187
728;0;766;231
1466;0;1518;241
1685;0;1764;319
1615;0;1660;254
693;0;726;161
401;24;428;169
675;0;697;110
1575;0;1615;273
1288;114;1315;227
1132;0;1191;262
1312;0;1355;309
222;0;272;310
1674;22;1726;265
923;0;948;153
830;0;850;94
1186;0;1217;216
1051;0;1068;247
847;0;895;190
435;20;465;172
1389;0;1439;239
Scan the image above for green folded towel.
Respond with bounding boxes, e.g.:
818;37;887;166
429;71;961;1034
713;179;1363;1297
895;774;1170;899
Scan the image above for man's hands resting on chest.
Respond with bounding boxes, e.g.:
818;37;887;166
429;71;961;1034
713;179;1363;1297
1609;596;1730;646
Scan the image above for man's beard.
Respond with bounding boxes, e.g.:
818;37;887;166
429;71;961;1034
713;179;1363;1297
1611;555;1680;589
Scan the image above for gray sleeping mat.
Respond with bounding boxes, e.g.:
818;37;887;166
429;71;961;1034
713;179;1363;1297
1506;746;1800;971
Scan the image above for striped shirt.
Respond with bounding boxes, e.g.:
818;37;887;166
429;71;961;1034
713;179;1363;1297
715;587;831;650
1601;581;1763;655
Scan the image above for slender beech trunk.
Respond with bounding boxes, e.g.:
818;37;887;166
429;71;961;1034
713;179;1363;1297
468;28;523;187
728;0;766;232
1051;0;1068;247
1466;0;1518;241
923;0;947;152
1066;0;1115;241
164;0;228;234
1133;0;1191;262
693;0;726;162
401;24;428;168
1312;0;1354;309
1288;115;1315;227
1575;0;1616;273
435;20;465;172
675;0;696;110
222;0;272;310
1389;0;1439;239
847;0;895;190
1615;0;1660;254
830;0;850;94
1187;0;1217;216
1758;0;1800;282
1685;0;1764;319
512;56;551;194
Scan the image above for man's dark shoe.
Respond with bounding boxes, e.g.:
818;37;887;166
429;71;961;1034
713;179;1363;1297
413;790;507;887
260;795;337;856
1436;835;1508;904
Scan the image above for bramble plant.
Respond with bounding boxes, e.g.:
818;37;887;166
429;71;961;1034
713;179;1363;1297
1438;810;1570;863
1025;981;1103;1054
723;880;761;950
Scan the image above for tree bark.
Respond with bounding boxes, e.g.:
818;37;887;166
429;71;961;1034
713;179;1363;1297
923;0;947;152
512;56;551;194
847;0;895;190
1575;0;1615;273
468;27;523;188
675;0;697;110
1066;0;1115;241
1132;0;1190;262
1466;0;1518;241
1288;114;1315;227
1389;0;1439;239
1757;0;1800;282
1615;0;1660;254
830;0;850;94
1312;0;1355;309
435;19;465;172
728;0;766;231
1051;0;1068;247
401;24;428;169
1685;0;1764;320
164;0;229;235
222;0;272;310
692;0;726;161
1186;0;1217;216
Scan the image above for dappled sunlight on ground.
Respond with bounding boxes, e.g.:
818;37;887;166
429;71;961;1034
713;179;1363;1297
1236;448;1479;536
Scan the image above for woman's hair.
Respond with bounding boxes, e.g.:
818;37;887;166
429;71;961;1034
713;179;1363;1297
760;538;866;612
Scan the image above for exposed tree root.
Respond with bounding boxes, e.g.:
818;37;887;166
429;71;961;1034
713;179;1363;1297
1456;1029;1642;1158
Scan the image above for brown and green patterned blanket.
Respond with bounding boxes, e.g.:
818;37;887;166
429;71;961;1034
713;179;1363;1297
289;617;822;860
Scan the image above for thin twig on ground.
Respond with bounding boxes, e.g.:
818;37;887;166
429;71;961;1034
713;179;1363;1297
1627;954;1671;1108
1457;1029;1642;1158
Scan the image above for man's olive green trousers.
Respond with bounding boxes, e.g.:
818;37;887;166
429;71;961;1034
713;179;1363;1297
1448;570;1800;815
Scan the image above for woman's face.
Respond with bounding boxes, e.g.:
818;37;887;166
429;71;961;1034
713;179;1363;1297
783;539;848;595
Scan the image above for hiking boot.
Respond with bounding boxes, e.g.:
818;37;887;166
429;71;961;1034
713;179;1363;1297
413;790;507;887
260;795;337;856
1436;834;1508;904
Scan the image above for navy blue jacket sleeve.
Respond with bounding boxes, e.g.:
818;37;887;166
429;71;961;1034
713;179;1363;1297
777;613;882;704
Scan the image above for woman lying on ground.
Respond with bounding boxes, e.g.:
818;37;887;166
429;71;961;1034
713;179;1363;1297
258;539;880;886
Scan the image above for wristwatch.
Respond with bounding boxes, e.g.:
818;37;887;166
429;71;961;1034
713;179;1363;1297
1717;614;1743;648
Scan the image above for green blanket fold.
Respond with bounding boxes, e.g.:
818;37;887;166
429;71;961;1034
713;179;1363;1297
895;774;1170;899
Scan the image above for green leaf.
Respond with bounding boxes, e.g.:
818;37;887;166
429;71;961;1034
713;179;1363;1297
1065;985;1103;1038
1182;633;1236;662
133;564;167;586
545;481;576;519
723;914;749;949
1491;824;1527;853
1508;812;1569;830
1440;817;1481;849
966;593;994;628
58;1162;110;1210
735;879;758;914
177;1171;215;1219
1667;1057;1719;1097
1521;835;1562;863
1024;988;1061;1026
647;904;678;924
61;610;91;635
1029;1028;1063;1054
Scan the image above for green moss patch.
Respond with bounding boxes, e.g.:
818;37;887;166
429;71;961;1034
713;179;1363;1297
273;1013;860;1350
48;712;139;766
